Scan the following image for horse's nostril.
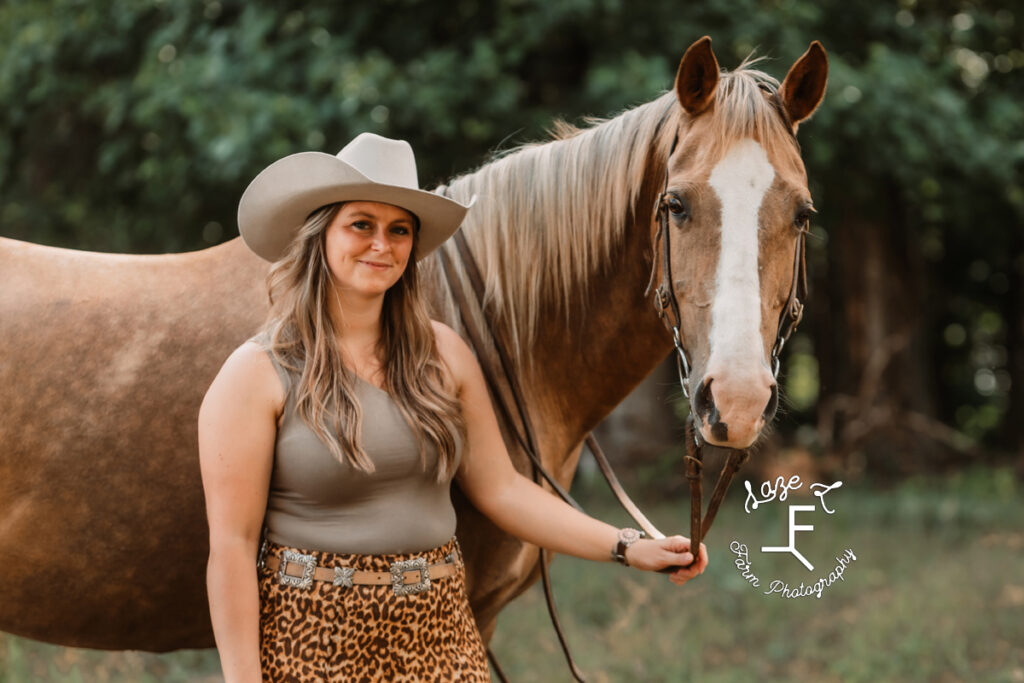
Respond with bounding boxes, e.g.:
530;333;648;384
693;378;714;420
763;383;779;421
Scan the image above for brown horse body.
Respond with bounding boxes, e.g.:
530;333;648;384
0;39;827;650
1;238;268;648
0;179;667;651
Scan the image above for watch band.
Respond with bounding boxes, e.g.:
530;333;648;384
611;528;645;566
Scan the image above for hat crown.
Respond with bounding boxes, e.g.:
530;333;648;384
336;133;419;190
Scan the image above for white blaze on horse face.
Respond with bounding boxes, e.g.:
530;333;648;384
707;138;774;372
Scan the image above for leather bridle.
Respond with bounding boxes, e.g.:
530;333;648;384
646;125;809;397
436;109;810;681
644;149;810;564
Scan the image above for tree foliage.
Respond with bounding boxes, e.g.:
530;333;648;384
1;0;1020;458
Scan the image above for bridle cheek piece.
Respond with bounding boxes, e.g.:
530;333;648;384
645;191;694;400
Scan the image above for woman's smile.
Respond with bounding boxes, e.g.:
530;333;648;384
358;259;393;271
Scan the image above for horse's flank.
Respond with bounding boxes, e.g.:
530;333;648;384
0;236;270;648
0;52;818;650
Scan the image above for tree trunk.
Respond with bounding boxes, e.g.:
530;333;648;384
814;191;945;474
1001;233;1024;459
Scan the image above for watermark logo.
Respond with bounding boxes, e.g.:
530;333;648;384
730;475;857;599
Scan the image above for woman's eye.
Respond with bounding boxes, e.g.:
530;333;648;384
391;226;411;236
352;221;371;230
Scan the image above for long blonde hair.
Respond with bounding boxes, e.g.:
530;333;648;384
258;203;465;481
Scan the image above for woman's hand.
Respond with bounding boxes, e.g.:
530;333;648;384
625;536;709;586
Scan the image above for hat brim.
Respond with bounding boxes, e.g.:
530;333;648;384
238;151;474;262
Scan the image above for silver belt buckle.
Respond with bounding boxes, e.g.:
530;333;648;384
390;557;430;596
278;550;317;590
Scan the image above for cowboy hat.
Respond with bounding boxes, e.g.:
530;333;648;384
237;133;475;262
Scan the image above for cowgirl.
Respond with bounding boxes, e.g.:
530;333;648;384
199;133;707;682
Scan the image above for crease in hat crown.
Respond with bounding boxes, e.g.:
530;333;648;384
237;132;475;263
337;133;419;189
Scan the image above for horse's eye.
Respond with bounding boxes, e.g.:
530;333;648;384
667;196;689;220
794;207;813;231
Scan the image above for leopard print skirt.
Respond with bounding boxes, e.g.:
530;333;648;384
257;536;489;682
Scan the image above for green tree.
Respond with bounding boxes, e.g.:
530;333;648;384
2;0;1020;464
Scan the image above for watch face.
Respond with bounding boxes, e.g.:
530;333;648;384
619;528;641;545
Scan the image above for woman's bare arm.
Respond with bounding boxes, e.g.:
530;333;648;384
433;322;708;584
198;343;282;683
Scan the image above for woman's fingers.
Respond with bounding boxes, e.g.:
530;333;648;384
662;538;709;584
651;537;690;569
664;535;692;553
668;565;701;585
695;542;709;570
638;536;709;582
663;536;704;565
670;574;697;586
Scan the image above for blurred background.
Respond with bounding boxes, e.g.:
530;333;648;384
1;0;1021;680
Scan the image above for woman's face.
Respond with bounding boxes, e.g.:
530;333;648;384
323;201;416;298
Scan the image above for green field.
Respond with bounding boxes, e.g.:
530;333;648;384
2;468;1021;682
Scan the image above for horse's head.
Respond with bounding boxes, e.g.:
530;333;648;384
653;36;828;449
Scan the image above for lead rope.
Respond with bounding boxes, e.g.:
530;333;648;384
437;240;587;683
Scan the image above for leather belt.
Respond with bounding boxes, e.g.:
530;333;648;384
264;550;459;596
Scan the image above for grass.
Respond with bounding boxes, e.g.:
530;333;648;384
2;467;1022;682
490;466;1024;682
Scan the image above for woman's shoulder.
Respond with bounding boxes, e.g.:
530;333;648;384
234;337;280;373
430;320;469;358
204;338;289;420
430;320;475;388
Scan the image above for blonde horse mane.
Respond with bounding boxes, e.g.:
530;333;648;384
435;62;790;363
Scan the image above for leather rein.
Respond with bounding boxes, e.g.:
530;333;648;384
436;140;809;680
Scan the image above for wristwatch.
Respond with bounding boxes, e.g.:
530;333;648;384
610;528;645;566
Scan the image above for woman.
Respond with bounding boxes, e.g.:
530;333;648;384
199;133;707;682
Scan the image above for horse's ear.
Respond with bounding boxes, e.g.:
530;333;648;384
780;41;828;129
675;36;719;116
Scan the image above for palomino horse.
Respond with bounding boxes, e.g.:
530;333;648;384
0;37;827;650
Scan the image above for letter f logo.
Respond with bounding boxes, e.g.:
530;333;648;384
761;505;816;570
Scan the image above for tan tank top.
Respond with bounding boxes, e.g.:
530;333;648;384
249;333;459;555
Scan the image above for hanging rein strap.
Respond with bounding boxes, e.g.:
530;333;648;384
443;230;664;535
438;218;672;682
438;233;580;510
437;232;586;683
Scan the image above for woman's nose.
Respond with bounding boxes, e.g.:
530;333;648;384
370;227;391;252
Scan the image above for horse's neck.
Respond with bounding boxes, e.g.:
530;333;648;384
524;213;672;464
428;185;673;476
